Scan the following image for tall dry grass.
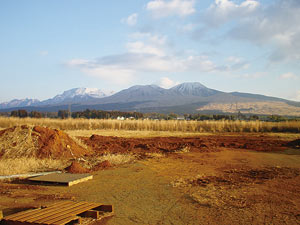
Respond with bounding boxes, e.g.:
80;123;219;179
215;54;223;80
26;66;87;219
0;117;299;133
0;157;68;176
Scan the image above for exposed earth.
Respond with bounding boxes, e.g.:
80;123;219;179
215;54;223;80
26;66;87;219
0;126;300;224
0;125;91;159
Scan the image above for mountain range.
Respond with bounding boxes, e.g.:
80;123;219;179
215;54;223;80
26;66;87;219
1;83;300;116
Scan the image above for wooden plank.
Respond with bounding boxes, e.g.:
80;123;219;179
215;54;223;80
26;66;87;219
4;208;41;220
68;176;93;186
51;216;81;225
8;202;75;221
23;202;87;223
4;201;73;220
34;203;100;224
39;203;100;224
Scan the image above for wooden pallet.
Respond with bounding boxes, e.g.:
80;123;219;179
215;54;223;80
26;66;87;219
2;201;113;225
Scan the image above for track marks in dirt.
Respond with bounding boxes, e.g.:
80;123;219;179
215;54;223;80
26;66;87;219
179;167;300;188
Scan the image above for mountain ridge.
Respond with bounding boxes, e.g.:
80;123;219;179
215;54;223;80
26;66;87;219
1;82;299;116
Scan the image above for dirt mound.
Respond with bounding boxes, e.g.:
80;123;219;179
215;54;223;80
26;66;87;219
33;126;92;158
287;139;300;149
0;125;92;159
65;161;90;173
81;134;288;155
93;160;112;171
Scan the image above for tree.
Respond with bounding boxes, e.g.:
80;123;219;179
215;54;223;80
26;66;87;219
58;110;69;119
18;109;28;118
30;111;43;118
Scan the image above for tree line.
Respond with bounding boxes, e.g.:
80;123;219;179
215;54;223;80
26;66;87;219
4;109;300;122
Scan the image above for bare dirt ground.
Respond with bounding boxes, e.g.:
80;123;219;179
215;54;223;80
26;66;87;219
1;130;300;224
80;134;290;154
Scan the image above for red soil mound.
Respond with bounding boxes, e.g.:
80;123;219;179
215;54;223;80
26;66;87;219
81;134;288;155
33;126;92;159
93;160;112;171
65;161;90;173
0;125;92;159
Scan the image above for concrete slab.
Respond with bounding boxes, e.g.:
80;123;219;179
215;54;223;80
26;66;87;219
28;173;93;186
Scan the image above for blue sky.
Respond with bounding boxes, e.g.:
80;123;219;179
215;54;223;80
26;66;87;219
0;0;299;102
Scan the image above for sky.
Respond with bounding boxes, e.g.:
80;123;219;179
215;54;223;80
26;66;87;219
0;0;300;102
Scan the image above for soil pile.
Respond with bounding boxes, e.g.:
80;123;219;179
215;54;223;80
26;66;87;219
93;160;112;171
81;134;288;155
0;125;92;159
64;161;90;173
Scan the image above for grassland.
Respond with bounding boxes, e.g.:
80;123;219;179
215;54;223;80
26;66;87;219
0;117;299;133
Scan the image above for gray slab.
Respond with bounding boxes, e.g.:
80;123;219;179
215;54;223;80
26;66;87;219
28;173;93;186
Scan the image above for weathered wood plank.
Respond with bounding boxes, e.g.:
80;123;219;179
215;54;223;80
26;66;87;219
14;202;78;222
24;202;87;223
34;203;100;223
51;216;81;225
4;201;72;220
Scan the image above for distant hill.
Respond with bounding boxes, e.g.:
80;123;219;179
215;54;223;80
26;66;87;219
1;82;300;116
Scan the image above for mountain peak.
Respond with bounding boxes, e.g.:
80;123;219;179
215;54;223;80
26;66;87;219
41;87;114;105
128;84;162;90
172;82;207;90
170;82;218;97
58;87;106;99
0;98;40;109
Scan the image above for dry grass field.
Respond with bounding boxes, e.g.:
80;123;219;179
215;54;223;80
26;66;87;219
0;117;300;133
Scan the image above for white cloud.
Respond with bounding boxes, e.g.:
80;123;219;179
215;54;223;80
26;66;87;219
227;0;300;62
121;13;138;26
66;50;220;85
280;72;298;80
66;58;135;85
199;0;300;63
66;26;252;84
129;32;167;46
146;0;196;18
82;66;135;85
157;77;179;88
205;0;259;26
126;41;165;56
66;48;250;85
